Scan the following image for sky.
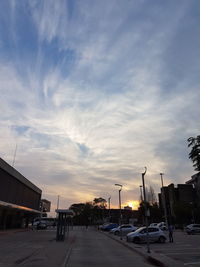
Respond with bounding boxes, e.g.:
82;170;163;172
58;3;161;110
0;0;200;214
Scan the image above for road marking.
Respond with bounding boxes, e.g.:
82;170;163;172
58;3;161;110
61;245;73;267
184;261;200;265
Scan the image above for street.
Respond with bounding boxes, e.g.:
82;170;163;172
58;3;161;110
0;227;152;267
1;227;200;266
66;226;151;267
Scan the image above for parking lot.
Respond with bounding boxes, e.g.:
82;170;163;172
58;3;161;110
150;231;200;266
108;230;200;266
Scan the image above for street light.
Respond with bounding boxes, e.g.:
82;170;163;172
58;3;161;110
115;184;123;240
115;184;122;224
141;167;150;253
139;185;143;201
160;173;168;228
108;196;111;219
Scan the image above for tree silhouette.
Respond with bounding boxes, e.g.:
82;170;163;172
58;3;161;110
188;135;200;172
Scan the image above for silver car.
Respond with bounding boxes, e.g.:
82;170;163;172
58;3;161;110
126;226;166;243
110;224;137;235
186;224;200;235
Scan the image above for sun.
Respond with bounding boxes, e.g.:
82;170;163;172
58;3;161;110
127;201;139;209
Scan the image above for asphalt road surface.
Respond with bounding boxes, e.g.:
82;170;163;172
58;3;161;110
65;227;152;267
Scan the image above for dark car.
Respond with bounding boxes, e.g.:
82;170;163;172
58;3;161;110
101;223;118;231
36;221;48;230
186;224;200;235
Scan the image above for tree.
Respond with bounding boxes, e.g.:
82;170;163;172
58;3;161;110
147;185;157;205
69;197;107;225
188;135;200;172
93;197;107;209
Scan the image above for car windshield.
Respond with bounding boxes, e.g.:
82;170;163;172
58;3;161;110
132;227;146;233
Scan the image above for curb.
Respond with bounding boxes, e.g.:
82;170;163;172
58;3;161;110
101;231;183;267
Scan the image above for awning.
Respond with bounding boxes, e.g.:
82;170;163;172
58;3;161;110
0;200;41;214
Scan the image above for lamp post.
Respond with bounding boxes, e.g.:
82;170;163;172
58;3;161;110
108;196;111;219
57;195;60;210
115;183;123;240
160;173;168;228
141;167;150;253
140;185;143;201
115;184;122;224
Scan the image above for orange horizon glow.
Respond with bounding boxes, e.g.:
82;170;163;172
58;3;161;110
126;200;139;210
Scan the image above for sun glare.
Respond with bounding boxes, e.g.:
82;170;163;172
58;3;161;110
127;201;139;209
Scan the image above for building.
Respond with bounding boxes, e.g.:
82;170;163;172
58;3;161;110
124;206;132;210
186;172;200;202
159;183;195;224
41;199;51;215
0;157;42;229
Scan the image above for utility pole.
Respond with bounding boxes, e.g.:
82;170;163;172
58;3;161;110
142;167;150;253
108;196;111;219
160;173;168;228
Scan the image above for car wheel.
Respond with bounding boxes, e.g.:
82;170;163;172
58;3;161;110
115;231;120;235
159;236;166;243
133;237;140;244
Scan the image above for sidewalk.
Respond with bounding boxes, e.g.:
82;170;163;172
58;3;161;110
0;229;74;267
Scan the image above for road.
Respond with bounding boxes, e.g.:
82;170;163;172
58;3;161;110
66;227;152;267
0;227;152;267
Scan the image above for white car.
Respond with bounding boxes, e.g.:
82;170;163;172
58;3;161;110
186;224;200;235
157;222;167;230
149;223;158;227
126;226;167;243
110;224;137;235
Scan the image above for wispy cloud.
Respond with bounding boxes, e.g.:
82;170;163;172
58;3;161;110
0;0;199;212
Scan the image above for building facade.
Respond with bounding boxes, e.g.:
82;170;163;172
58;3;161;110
0;158;42;229
159;183;195;225
186;172;200;202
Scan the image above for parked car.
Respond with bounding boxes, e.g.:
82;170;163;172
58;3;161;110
126;226;167;243
149;223;158;227
157;222;167;230
33;220;48;230
100;223;118;231
186;224;200;235
110;224;137;235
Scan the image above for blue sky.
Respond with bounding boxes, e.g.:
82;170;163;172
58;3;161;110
0;0;200;213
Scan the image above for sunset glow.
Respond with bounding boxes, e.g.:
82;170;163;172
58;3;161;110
126;201;139;210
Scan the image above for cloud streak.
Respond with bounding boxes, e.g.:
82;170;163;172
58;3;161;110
0;0;199;212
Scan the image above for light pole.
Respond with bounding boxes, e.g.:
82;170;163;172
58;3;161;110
141;167;150;253
139;185;143;201
115;184;122;223
160;173;168;228
115;183;123;240
108;196;111;219
56;195;60;219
